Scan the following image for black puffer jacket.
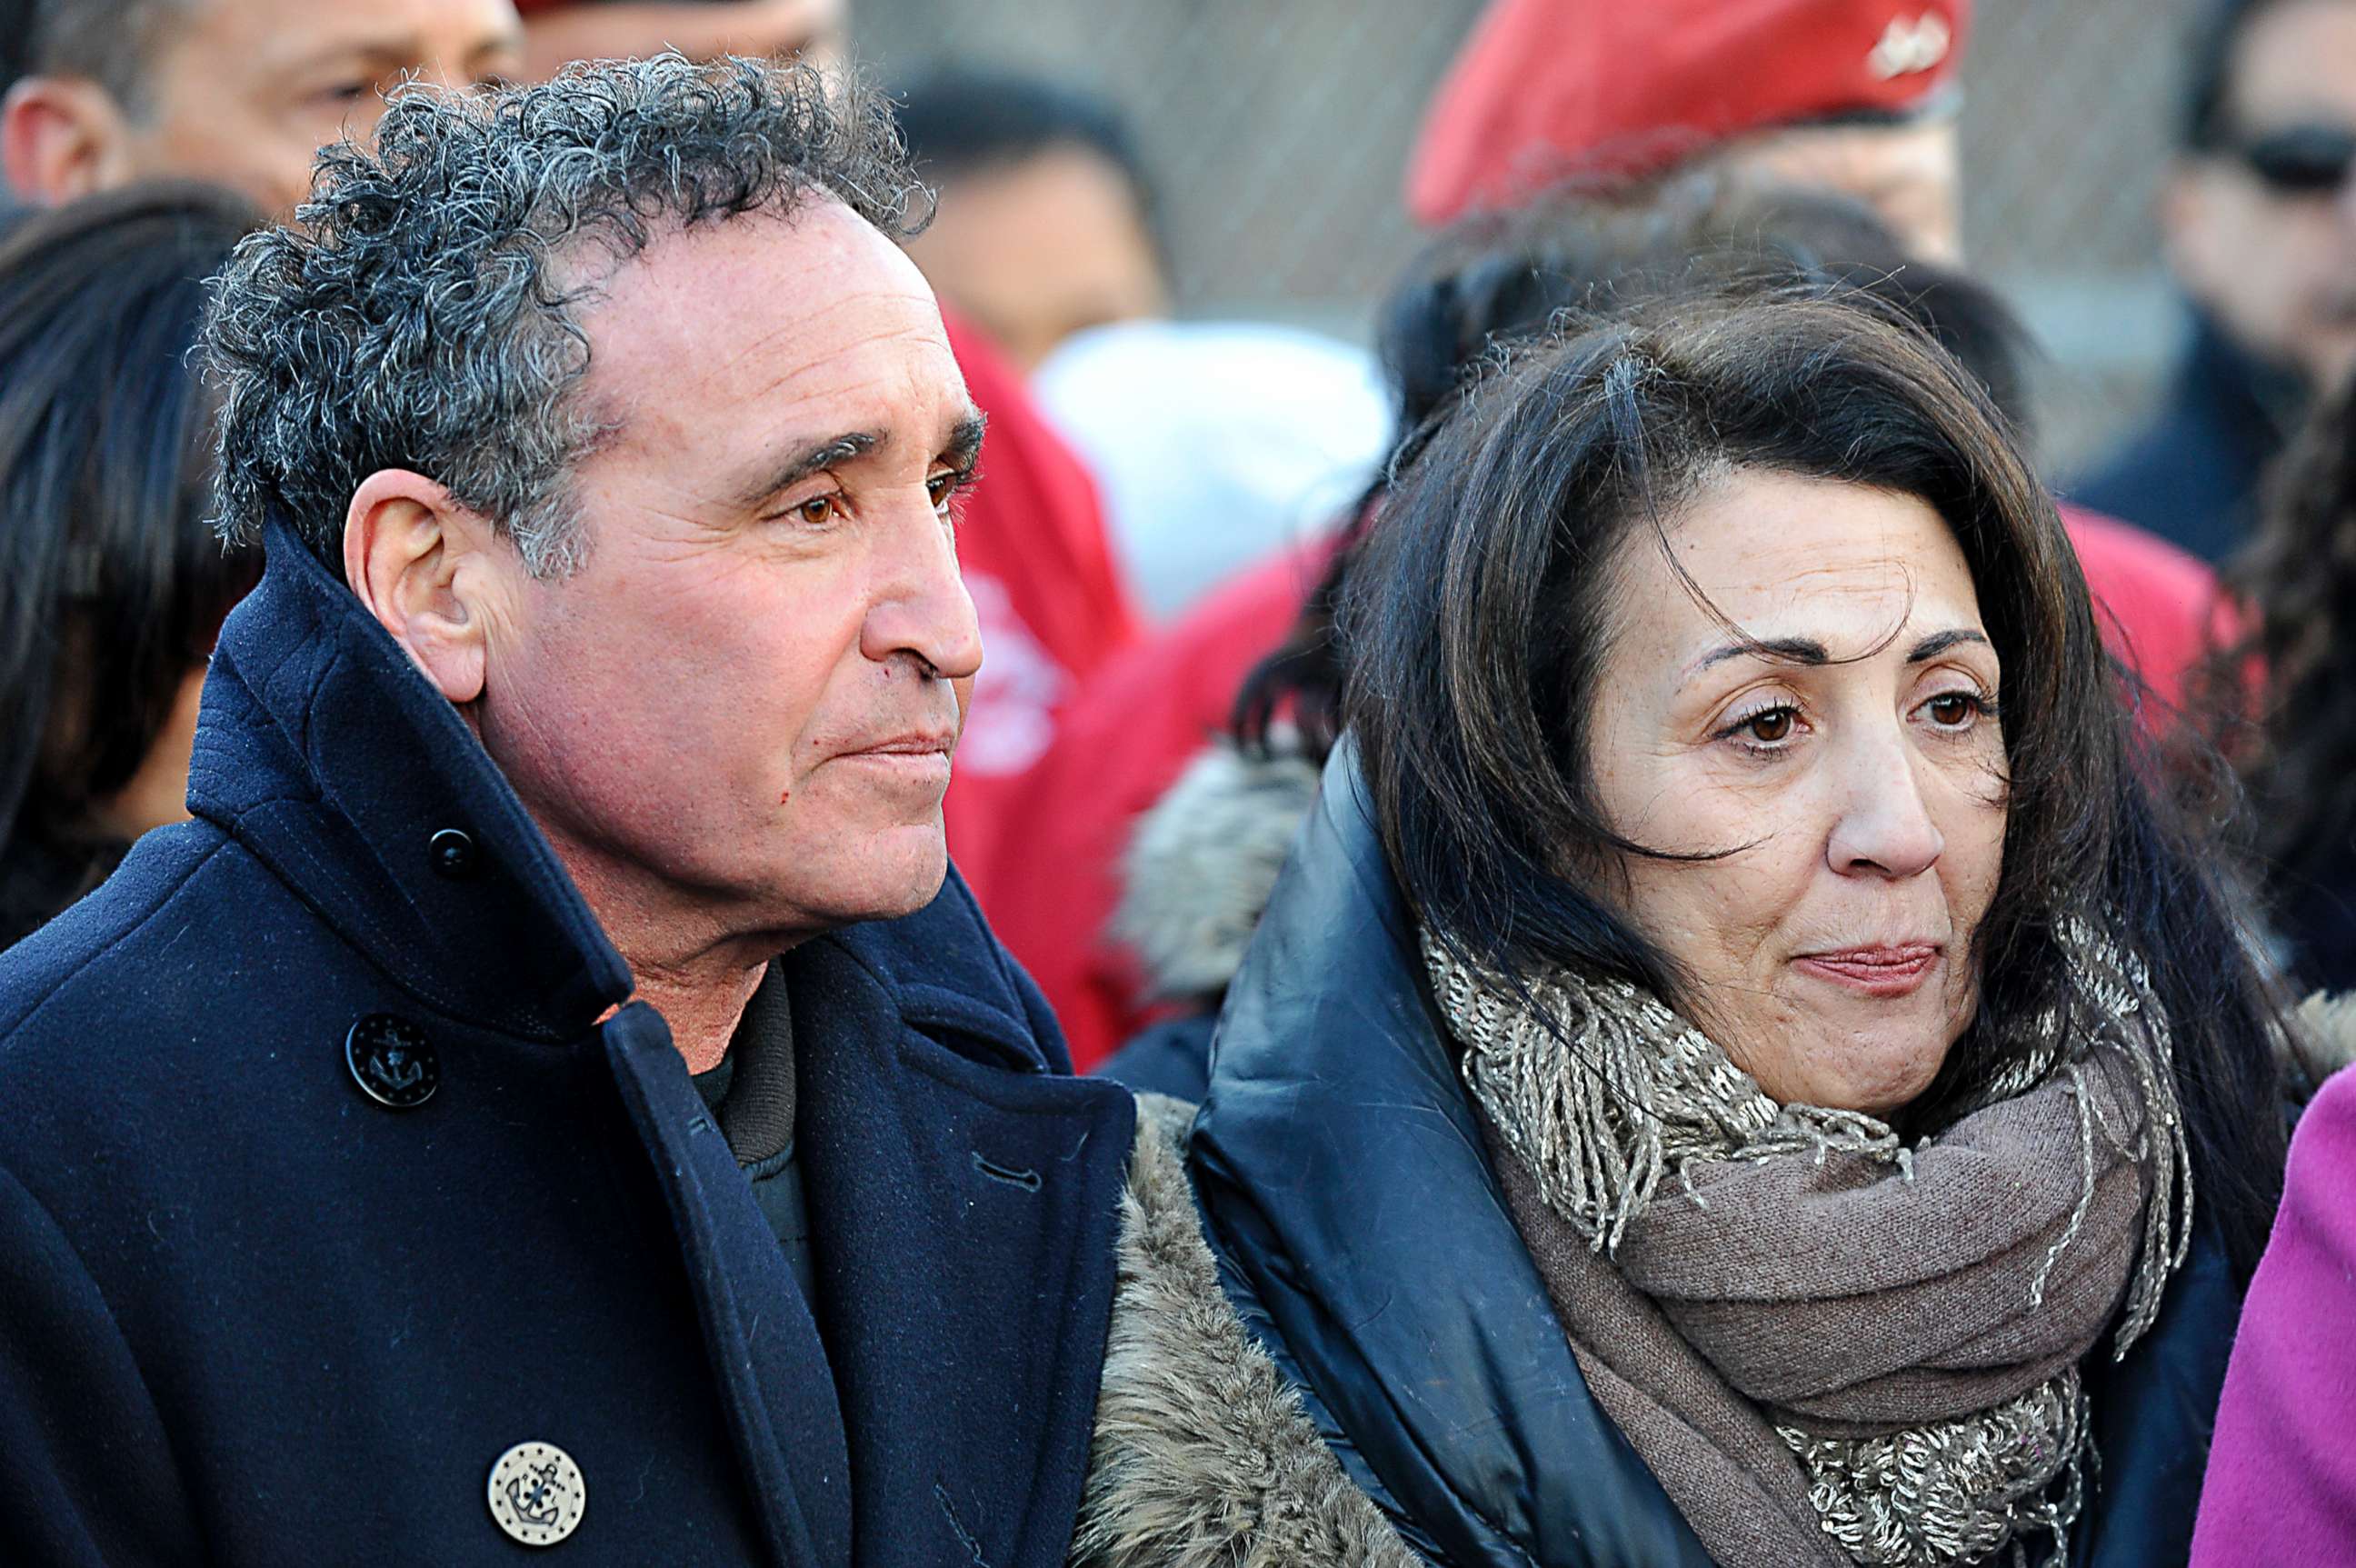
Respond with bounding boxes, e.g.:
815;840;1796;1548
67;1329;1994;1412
1149;743;2243;1567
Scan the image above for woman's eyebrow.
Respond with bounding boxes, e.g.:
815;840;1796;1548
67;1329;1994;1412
1689;635;1828;677
1684;627;1992;681
1906;628;1992;663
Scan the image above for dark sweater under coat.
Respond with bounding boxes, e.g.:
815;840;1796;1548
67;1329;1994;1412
0;519;1136;1566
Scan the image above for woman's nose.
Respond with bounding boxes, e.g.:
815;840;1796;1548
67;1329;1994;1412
1823;727;1945;880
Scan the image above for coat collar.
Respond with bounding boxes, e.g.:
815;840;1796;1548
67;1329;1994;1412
1188;738;1712;1568
186;517;635;1040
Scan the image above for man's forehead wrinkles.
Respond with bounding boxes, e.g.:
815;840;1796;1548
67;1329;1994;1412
621;306;949;409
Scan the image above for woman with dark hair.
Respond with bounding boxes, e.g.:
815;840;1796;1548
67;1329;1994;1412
1073;294;2284;1568
2186;382;2356;1562
1093;175;2220;1096
0;183;262;947
2202;385;2356;996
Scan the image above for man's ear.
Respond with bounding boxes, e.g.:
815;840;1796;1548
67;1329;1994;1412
0;75;132;205
344;470;514;708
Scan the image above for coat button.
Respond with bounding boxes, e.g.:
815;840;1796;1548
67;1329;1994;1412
429;827;479;880
345;1014;440;1109
487;1441;586;1547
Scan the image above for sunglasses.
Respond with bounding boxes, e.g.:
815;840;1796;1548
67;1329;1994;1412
2231;122;2356;195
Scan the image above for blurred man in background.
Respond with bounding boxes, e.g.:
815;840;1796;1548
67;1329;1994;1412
2075;0;2356;563
0;0;524;215
896;67;1168;373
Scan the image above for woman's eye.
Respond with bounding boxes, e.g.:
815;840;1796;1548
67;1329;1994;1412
1730;705;1796;745
1925;692;1980;727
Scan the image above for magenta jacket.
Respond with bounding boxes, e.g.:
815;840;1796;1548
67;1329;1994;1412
2193;1064;2356;1563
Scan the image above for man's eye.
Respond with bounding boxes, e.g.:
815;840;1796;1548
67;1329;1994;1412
928;471;975;517
795;495;838;525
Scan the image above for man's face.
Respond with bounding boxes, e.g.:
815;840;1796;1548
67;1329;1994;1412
2166;0;2356;388
472;201;984;946
111;0;523;217
518;0;846;85
1722;115;1964;265
903;144;1169;372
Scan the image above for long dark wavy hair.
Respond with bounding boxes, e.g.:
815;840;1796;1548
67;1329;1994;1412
2203;384;2356;925
1343;291;2286;1278
0;182;261;933
1233;175;2042;762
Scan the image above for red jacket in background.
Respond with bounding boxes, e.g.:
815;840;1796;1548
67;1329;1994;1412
986;506;2221;1072
941;311;1143;900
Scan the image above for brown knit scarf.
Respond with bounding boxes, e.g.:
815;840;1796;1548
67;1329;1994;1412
1422;928;2191;1568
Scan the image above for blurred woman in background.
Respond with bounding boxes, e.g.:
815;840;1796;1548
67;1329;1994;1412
2203;387;2356;995
2188;379;2356;1563
0;184;260;947
1077;294;2285;1568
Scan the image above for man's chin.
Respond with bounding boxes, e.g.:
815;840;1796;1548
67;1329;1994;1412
819;834;952;925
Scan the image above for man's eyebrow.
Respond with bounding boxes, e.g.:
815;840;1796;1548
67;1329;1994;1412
943;410;986;471
1906;628;1992;663
735;431;880;508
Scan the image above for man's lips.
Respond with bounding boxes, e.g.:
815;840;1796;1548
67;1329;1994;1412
1790;943;1942;998
833;732;956;783
844;734;955;757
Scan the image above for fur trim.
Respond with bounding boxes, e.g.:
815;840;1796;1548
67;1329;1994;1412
1071;1094;1415;1568
1113;734;1323;1002
2288;992;2356;1097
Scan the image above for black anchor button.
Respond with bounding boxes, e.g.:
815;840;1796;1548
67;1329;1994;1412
345;1014;441;1109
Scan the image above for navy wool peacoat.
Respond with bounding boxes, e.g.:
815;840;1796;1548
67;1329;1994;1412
0;519;1137;1566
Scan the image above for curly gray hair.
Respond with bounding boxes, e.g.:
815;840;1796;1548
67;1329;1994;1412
204;53;926;577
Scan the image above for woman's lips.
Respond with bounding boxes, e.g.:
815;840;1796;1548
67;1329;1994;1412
1791;944;1942;998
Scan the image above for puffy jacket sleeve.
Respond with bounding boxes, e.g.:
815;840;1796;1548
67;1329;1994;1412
0;1163;205;1566
2191;1066;2356;1564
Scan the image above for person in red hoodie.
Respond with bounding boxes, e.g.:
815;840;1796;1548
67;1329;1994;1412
509;0;1143;899
995;175;2225;1078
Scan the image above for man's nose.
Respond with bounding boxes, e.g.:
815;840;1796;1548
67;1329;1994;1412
861;497;983;682
1823;724;1945;881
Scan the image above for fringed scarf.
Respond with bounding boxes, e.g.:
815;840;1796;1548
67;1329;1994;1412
1422;926;2191;1568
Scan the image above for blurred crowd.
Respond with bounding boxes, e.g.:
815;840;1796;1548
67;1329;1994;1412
3;0;2356;1563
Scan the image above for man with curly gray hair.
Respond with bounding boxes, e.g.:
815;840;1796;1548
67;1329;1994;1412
0;53;1136;1567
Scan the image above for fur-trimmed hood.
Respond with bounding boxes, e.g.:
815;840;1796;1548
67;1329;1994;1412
1112;733;1323;1003
1072;1094;1415;1568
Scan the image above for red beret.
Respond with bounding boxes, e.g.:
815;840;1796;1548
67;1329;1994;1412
1406;0;1971;227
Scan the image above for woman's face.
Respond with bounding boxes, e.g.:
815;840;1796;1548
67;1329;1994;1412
1586;468;2007;1116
